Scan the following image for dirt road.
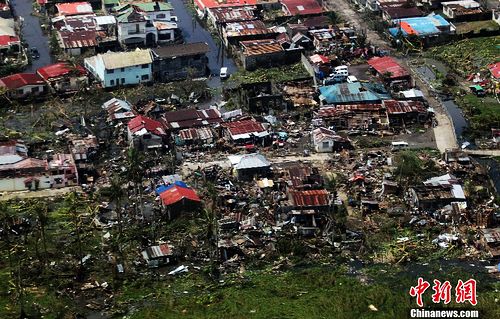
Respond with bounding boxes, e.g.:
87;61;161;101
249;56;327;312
324;0;389;49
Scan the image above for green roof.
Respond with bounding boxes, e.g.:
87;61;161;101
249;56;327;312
134;2;173;11
470;85;484;91
103;0;120;5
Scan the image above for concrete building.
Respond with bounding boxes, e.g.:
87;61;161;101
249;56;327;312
84;49;153;88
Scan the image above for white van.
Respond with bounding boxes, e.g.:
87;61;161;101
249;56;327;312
347;75;358;83
220;67;229;80
391;141;409;151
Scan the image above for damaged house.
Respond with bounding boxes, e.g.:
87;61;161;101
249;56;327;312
0;141;78;192
162;108;222;131
408;174;466;210
37;62;88;94
315;104;389;131
367;56;412;90
127;115;168;150
0;73;48;100
159;183;201;219
102;97;136;122
222;118;271;146
311;127;352;152
240;39;302;71
228;153;271;180
152;42;210;82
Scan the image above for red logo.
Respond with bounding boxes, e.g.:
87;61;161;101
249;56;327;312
410;278;477;307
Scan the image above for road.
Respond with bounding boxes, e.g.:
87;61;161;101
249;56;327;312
324;0;389;49
10;0;52;71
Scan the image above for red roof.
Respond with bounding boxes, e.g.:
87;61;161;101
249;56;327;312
160;185;201;206
488;62;500;79
55;2;93;16
310;54;329;64
0;35;20;47
289;189;330;206
194;0;258;10
128;115;166;136
37;62;86;80
367;56;409;79
281;0;323;16
222;119;266;136
0;73;45;89
37;0;47;5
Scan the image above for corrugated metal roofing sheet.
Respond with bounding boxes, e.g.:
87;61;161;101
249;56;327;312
241;39;283;56
368;56;409;79
160;185;201;206
289;189;330;207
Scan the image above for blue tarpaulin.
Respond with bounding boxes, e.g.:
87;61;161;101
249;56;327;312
156;181;190;195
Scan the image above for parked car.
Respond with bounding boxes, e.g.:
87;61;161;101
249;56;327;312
30;47;40;59
220;67;229;80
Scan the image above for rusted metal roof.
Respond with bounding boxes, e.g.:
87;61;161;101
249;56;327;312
225;20;270;37
383;100;427;114
222;119;266;136
240;39;283;56
289;189;330;207
179;127;213;141
317;104;383;118
211;6;257;23
58;30;97;49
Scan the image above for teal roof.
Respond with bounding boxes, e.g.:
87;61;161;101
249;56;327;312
319;82;388;105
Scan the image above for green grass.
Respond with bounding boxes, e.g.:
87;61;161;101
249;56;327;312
455;20;500;35
126;265;499;319
457;94;500;136
430;36;500;76
229;63;311;85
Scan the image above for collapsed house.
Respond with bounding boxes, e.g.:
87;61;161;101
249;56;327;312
408;174;466;210
102;97;136;122
141;243;175;267
162;108;223;130
314;99;429;130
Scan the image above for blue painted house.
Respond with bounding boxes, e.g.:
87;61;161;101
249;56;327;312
84;49;153;88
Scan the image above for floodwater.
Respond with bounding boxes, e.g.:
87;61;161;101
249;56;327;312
169;0;237;88
10;0;53;72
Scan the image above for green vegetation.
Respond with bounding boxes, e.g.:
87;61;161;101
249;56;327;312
229;63;310;85
430;36;500;76
454;21;500;35
457;94;500;137
123;265;499;319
